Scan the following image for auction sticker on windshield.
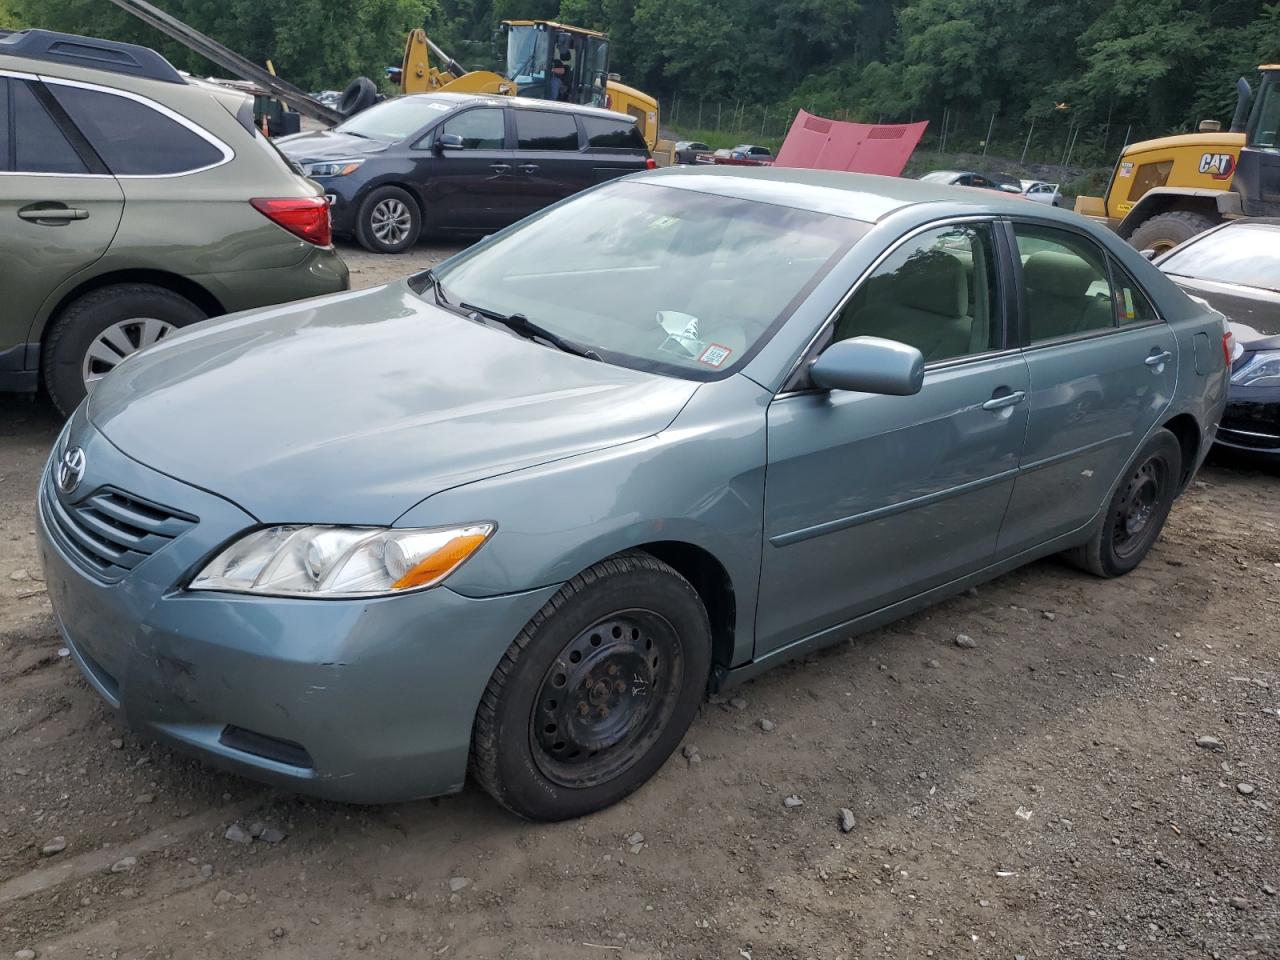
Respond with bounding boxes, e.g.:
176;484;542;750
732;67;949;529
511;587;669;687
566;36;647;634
699;344;733;367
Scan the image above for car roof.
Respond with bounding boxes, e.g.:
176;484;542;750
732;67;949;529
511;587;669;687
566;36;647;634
400;91;636;123
640;166;1081;224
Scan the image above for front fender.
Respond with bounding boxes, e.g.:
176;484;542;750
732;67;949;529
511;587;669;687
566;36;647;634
396;375;771;666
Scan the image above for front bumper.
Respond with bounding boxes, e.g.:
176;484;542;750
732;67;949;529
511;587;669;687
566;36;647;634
1214;385;1280;457
37;413;557;803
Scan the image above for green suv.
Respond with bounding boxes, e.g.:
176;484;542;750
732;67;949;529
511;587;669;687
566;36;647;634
0;30;348;414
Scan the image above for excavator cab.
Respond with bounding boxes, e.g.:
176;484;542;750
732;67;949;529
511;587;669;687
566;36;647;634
1235;66;1280;217
499;21;609;108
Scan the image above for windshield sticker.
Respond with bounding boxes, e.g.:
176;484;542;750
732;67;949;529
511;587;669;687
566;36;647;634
699;343;733;368
423;102;452;111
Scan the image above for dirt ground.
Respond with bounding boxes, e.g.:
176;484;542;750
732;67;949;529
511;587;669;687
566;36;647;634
1;239;1278;960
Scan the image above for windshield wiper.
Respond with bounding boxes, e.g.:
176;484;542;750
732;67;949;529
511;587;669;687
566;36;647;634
408;268;450;305
460;302;602;361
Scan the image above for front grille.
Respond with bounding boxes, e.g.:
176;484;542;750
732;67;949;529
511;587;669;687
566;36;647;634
42;471;196;581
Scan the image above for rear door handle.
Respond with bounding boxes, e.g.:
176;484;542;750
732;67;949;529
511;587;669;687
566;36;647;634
518;163;539;173
489;163;511;173
18;204;89;223
982;390;1026;411
1145;350;1174;367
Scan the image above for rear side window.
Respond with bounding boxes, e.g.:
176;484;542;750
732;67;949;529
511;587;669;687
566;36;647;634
581;115;645;150
49;83;225;175
1013;224;1116;342
515;110;579;151
439;108;505;149
13;80;87;174
0;79;10;171
1109;259;1159;325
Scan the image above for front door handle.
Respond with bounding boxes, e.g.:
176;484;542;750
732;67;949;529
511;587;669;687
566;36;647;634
518;163;540;173
489;163;511;173
982;390;1026;411
18;204;89;224
1145;350;1174;367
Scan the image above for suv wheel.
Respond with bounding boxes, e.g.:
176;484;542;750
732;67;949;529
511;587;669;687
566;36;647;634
43;283;205;415
355;186;422;254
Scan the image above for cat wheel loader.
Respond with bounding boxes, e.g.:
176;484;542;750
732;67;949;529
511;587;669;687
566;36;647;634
1075;66;1280;253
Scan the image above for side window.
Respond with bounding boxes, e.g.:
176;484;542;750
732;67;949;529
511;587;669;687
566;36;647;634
1109;259;1159;325
438;108;505;149
1013;224;1115;342
833;222;1001;363
48;84;223;175
581;115;645;150
1127;160;1172;205
515;110;579;151
0;78;10;172
13;80;88;175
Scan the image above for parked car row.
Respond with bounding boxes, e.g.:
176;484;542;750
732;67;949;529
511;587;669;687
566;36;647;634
0;29;654;410
918;169;1066;207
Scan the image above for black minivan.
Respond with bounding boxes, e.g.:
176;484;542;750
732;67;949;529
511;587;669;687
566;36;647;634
279;93;653;253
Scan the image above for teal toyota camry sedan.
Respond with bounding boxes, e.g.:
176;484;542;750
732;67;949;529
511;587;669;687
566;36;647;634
38;168;1230;820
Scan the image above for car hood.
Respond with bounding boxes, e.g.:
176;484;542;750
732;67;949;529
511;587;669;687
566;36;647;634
87;282;700;524
275;130;391;162
1168;275;1280;347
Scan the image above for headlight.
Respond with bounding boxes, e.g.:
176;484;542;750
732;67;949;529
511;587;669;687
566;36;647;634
189;523;494;597
1231;349;1280;387
305;159;364;178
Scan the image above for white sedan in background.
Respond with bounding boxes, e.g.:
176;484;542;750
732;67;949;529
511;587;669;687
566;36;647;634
1021;180;1066;207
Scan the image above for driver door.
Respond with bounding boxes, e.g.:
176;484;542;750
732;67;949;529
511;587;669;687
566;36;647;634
417;107;515;231
756;220;1030;655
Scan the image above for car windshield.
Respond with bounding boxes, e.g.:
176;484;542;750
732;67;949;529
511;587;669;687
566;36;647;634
335;97;450;141
1160;223;1280;292
427;180;867;380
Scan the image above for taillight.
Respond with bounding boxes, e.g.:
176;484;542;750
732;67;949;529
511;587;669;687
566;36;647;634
250;196;332;246
645;157;656;170
1222;330;1235;368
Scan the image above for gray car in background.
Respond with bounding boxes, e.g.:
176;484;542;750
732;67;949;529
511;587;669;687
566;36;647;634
39;168;1228;821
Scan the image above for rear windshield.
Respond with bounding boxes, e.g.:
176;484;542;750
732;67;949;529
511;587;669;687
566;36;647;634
335;97;451;141
1160;223;1280;293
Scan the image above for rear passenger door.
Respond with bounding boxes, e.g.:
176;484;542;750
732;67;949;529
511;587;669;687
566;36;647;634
757;220;1030;654
509;109;588;220
0;76;124;357
996;221;1178;555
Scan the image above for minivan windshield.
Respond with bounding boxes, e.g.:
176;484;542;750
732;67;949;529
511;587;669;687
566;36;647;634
426;181;867;380
335;97;451;141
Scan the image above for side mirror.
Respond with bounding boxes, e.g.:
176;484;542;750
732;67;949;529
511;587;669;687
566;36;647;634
435;133;464;153
809;336;924;396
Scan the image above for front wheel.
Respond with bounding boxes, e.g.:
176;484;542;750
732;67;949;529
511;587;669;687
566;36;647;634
470;553;711;821
355;185;421;254
1065;428;1182;578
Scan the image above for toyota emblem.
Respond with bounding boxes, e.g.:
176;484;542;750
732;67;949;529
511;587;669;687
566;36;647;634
57;446;86;495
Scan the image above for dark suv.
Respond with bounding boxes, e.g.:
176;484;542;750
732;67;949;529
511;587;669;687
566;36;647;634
278;93;653;253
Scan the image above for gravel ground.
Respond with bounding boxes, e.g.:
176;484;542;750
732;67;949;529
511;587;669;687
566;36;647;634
0;240;1277;959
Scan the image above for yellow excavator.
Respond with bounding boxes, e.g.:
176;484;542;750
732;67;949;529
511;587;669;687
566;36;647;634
1075;66;1280;252
397;21;660;149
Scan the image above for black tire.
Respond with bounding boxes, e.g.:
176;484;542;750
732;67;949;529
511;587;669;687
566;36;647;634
471;552;712;821
42;284;205;416
354;185;422;254
337;76;378;117
1128;211;1218;255
1064;428;1182;578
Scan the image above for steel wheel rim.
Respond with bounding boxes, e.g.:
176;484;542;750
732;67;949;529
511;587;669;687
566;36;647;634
81;317;176;390
371;198;412;245
1112;457;1168;559
530;609;684;789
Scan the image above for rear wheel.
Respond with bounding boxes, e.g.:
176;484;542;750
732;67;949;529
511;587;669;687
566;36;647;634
1128;210;1218;255
42;283;205;416
471;553;711;821
1065;428;1182;578
355;185;421;254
